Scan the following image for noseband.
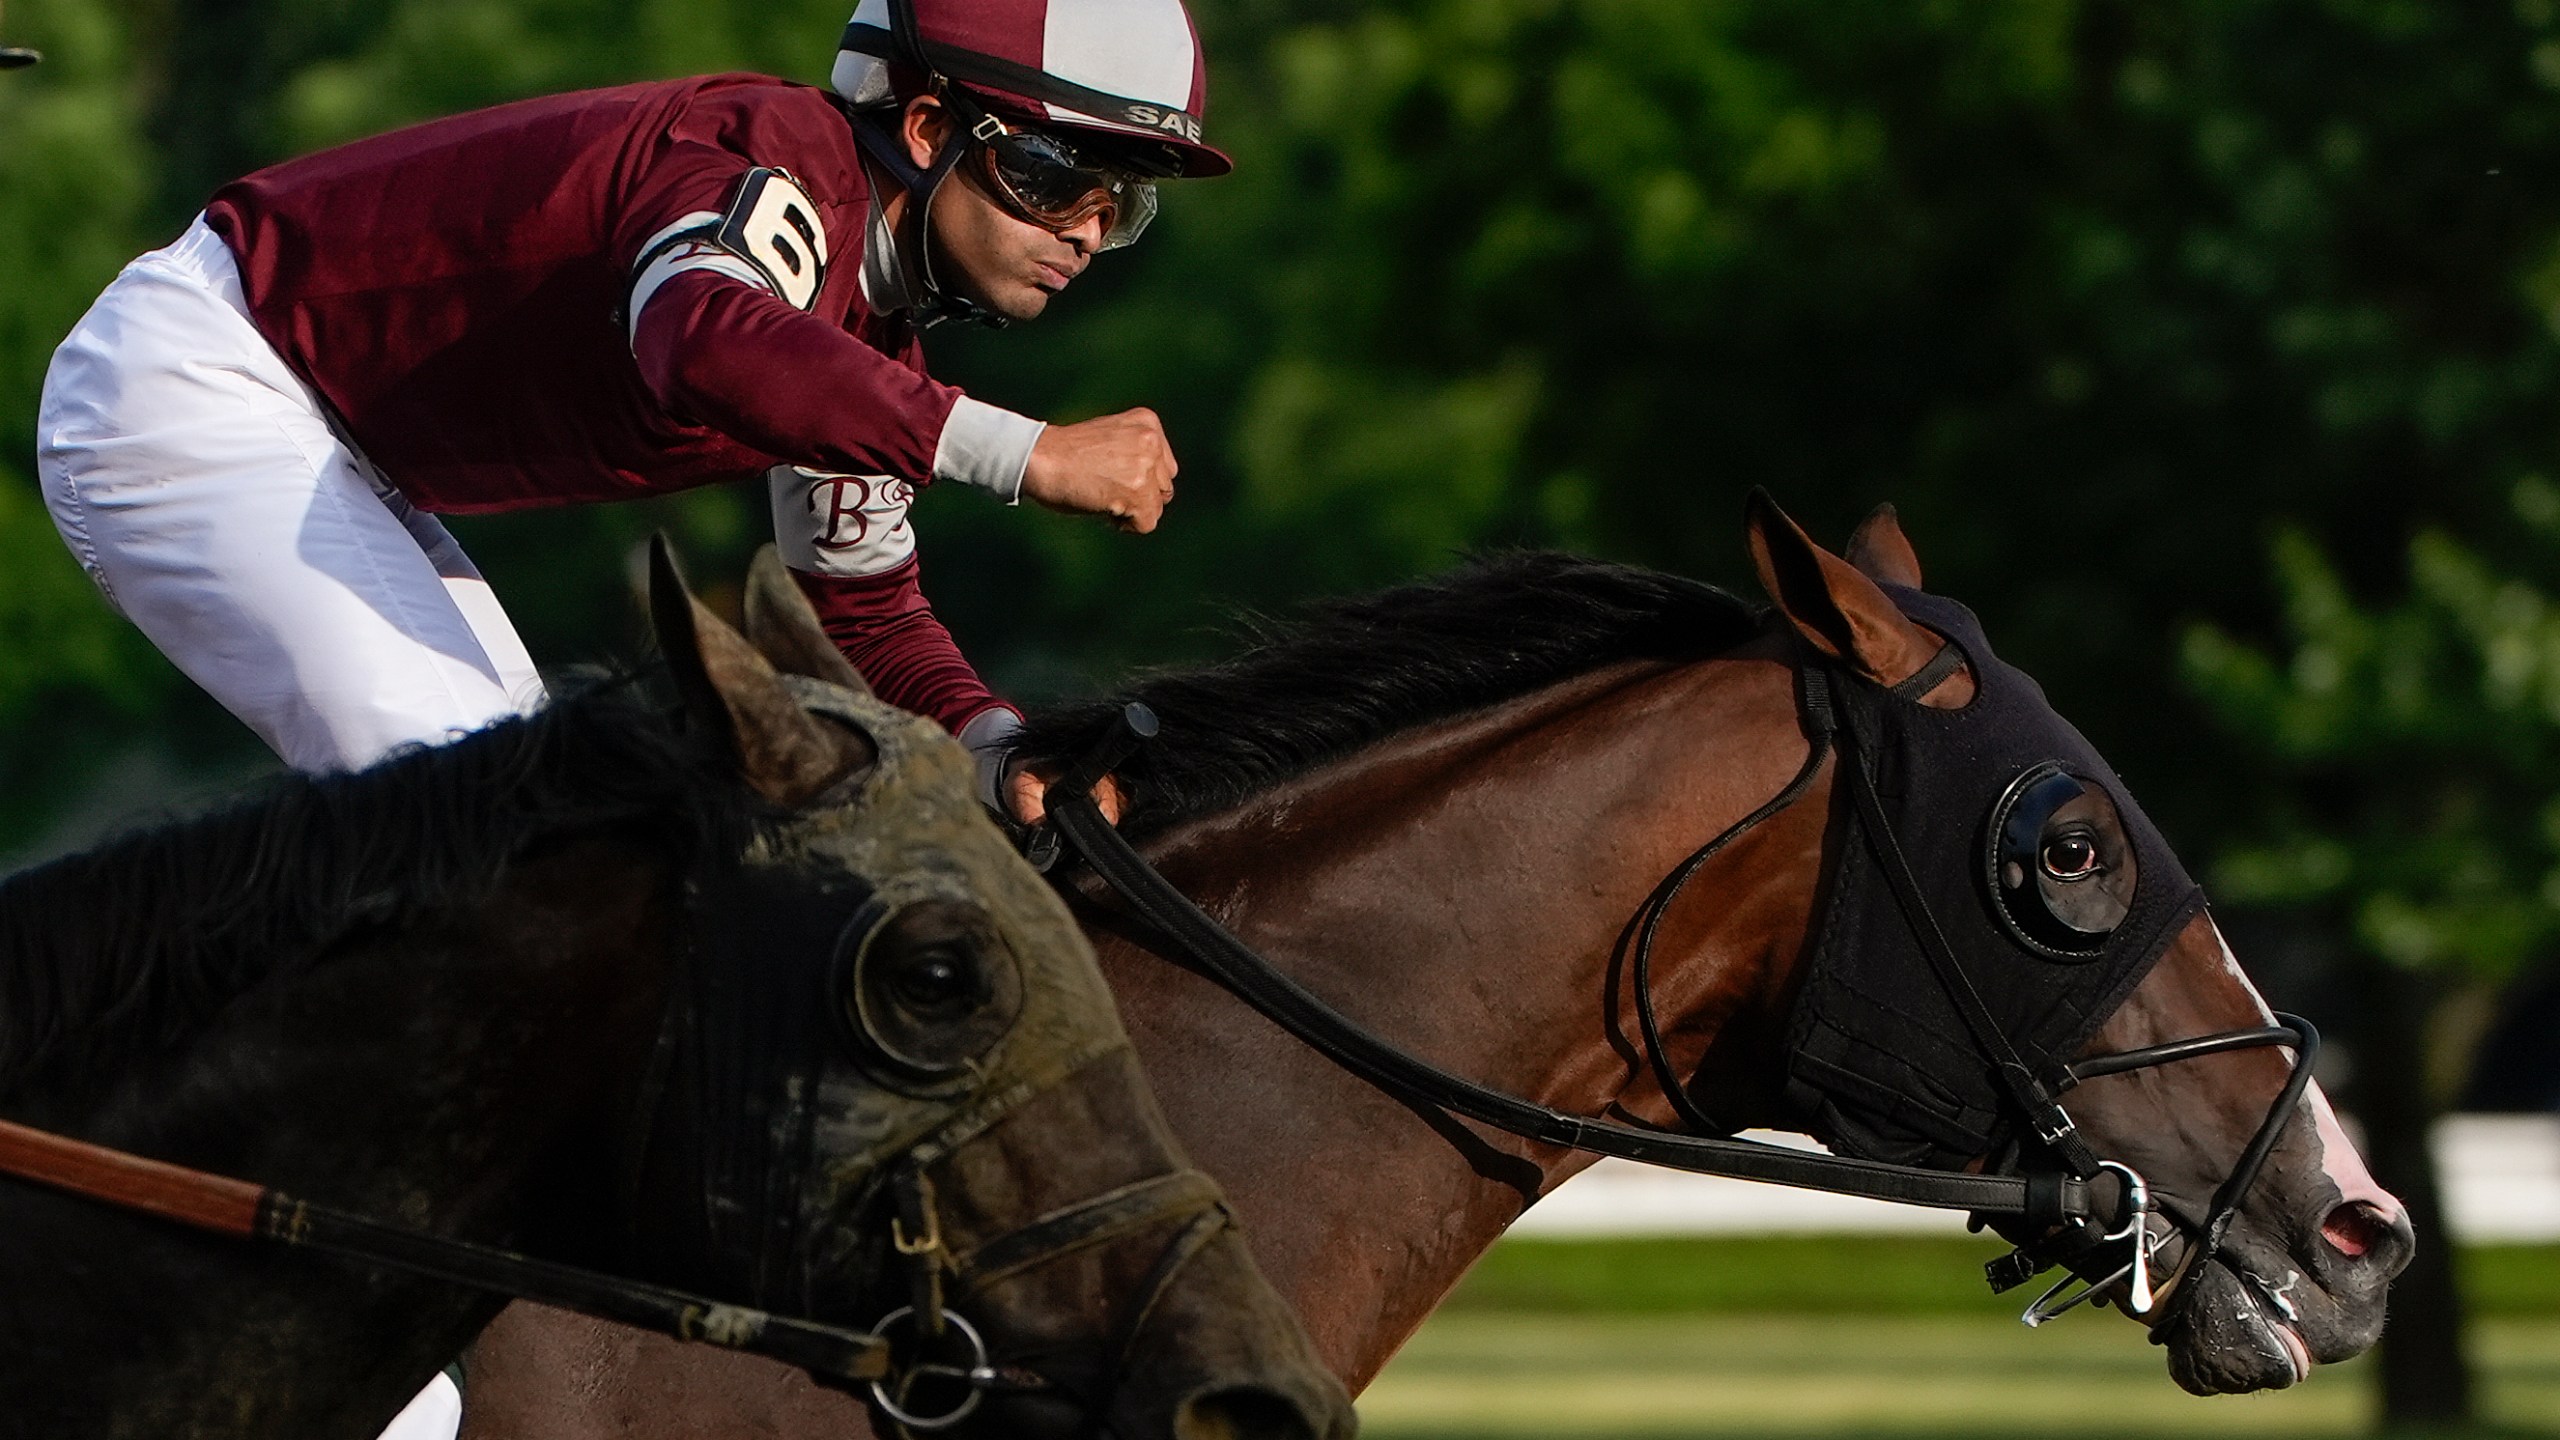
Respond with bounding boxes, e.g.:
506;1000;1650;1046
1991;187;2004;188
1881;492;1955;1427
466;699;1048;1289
1036;646;2317;1331
853;1081;1235;1436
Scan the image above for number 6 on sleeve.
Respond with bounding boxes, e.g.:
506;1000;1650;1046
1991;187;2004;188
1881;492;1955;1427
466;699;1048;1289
716;168;831;311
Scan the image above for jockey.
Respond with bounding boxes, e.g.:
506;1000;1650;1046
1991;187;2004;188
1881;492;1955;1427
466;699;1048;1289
33;1;1206;1435
37;0;1212;839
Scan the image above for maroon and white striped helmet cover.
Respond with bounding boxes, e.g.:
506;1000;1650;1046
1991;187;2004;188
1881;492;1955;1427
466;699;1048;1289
834;0;1230;176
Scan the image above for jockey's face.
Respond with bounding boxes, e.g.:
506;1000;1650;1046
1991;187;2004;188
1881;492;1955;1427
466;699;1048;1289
901;97;1107;323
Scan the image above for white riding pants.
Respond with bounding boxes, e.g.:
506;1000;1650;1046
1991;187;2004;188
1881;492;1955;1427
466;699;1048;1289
36;219;525;1439
37;217;543;775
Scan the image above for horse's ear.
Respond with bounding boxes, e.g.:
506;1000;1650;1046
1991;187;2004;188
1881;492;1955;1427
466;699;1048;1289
1745;490;1944;686
1845;504;1925;588
741;545;873;695
647;535;876;805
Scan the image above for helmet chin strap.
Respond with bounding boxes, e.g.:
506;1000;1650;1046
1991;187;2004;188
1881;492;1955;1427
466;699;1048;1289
847;103;1010;331
844;0;1011;329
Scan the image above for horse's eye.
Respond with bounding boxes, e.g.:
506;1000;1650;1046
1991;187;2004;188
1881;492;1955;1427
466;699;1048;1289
2042;832;2101;881
835;898;1023;1090
888;946;980;1018
1987;765;2140;959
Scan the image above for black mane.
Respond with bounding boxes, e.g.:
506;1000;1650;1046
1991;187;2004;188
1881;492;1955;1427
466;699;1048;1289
1011;552;1763;840
0;678;751;1096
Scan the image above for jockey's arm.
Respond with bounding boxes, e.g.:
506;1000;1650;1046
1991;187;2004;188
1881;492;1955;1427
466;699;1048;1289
624;190;1140;823
786;554;1023;805
638;268;1177;534
782;553;1125;825
632;267;1042;491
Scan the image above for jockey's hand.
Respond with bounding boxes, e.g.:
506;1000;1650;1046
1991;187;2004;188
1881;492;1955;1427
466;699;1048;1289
1010;766;1127;827
1021;409;1177;533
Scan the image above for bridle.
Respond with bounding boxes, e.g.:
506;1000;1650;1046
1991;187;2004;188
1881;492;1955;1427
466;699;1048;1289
1032;643;2319;1331
0;687;1233;1439
855;1129;1234;1435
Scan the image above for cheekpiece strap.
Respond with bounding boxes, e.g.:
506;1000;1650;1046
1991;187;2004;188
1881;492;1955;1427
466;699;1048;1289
1833;690;2100;1180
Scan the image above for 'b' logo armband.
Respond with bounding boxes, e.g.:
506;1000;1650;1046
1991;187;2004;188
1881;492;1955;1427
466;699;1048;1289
770;466;916;579
715;168;830;311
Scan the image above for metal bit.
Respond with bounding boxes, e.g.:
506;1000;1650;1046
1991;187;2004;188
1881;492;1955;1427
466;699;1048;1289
2127;1205;2154;1314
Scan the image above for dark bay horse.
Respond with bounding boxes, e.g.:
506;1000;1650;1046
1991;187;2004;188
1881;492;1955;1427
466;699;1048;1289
0;548;1348;1440
463;499;2412;1434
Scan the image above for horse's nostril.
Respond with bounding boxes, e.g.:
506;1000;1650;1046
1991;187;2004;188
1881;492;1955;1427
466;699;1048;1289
1172;1383;1334;1440
2321;1199;2397;1261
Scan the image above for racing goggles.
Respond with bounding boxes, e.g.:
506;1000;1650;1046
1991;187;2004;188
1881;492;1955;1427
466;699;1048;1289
967;118;1160;251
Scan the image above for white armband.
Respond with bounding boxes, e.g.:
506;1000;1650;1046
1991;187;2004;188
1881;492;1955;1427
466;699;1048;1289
933;397;1045;504
626;169;834;348
627;212;752;348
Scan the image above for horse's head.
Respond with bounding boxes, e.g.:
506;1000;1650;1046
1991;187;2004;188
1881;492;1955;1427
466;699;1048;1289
622;542;1350;1440
1747;496;2412;1395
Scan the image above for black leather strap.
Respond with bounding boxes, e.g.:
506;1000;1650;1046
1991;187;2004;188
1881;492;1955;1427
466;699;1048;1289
1630;668;1836;1136
1066;1202;1233;1440
953;1169;1224;1293
260;1195;894;1382
1831;714;2103;1178
1043;721;2092;1223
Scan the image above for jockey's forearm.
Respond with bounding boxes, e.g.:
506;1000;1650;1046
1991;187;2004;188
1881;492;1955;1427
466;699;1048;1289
790;559;1013;738
633;269;958;481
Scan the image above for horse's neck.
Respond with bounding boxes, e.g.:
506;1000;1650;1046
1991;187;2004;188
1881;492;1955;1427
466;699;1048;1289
1097;634;1824;1387
0;834;683;1439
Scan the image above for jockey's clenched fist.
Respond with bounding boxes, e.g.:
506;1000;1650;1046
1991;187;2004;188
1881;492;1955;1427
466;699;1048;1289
1021;408;1178;533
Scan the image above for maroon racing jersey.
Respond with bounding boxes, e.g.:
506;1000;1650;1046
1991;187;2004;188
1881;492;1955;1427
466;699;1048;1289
203;74;1025;739
204;73;948;511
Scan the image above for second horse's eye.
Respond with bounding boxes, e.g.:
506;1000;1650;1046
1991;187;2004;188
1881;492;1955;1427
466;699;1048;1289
836;898;1025;1089
2042;833;2101;880
893;950;974;1014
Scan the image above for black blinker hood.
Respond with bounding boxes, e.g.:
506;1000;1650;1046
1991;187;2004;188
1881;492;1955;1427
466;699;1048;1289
1783;586;2206;1169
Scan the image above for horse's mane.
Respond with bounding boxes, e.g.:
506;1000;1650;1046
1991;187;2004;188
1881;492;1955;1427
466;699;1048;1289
1010;552;1764;841
0;677;752;1095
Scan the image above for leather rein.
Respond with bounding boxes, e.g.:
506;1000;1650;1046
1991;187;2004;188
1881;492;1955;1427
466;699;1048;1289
1032;653;2318;1326
0;1113;1225;1431
0;1107;900;1382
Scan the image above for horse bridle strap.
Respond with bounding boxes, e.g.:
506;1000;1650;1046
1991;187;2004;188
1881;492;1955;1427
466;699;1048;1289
1040;704;2108;1227
951;1169;1227;1292
1041;696;2317;1286
863;1161;1233;1435
0;1114;895;1384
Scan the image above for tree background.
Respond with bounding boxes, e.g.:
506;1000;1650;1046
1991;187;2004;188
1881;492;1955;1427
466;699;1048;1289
4;0;2558;1426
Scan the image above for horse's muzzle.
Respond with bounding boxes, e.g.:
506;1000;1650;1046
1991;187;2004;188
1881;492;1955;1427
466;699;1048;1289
1174;1381;1358;1440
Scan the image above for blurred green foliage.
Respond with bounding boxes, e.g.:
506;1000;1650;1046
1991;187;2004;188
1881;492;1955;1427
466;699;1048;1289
8;0;2560;856
2187;484;2560;979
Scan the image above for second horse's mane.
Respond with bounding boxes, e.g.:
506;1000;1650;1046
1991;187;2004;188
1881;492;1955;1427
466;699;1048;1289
1011;551;1763;842
0;676;753;1096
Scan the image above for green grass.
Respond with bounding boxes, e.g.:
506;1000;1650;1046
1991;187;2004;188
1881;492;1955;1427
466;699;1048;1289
1354;1238;2560;1439
1359;1314;2560;1439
